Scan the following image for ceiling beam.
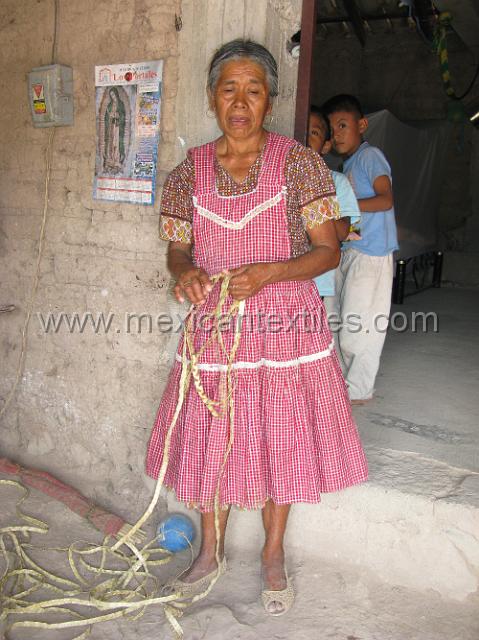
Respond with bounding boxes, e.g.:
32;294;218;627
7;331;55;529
343;0;366;46
317;11;414;24
413;0;437;41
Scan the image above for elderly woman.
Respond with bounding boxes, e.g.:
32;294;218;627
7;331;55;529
146;39;367;616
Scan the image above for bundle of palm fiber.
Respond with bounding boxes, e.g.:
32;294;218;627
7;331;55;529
0;275;241;638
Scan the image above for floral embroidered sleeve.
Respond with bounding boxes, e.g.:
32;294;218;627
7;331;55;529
301;196;340;230
159;153;195;243
286;145;340;231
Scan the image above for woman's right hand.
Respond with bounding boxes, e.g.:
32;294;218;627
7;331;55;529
174;268;213;305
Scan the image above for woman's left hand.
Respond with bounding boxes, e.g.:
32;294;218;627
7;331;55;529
227;263;272;300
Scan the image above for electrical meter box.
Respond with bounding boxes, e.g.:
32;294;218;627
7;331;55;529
28;64;73;127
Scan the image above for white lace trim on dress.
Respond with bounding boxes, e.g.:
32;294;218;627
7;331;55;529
192;187;287;230
175;340;335;372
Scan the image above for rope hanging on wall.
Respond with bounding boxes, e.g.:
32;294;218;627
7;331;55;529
434;12;456;98
434;11;479;102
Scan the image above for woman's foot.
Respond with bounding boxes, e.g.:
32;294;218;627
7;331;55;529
261;548;294;615
262;548;287;591
260;503;294;615
163;551;226;598
179;552;223;584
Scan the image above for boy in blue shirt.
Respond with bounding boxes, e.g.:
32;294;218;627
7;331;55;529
321;95;398;404
308;105;361;299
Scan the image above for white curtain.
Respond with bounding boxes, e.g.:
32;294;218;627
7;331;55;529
325;110;451;258
365;110;451;258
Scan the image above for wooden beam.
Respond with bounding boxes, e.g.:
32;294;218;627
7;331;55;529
413;0;437;41
294;0;317;145
317;11;416;24
343;0;366;46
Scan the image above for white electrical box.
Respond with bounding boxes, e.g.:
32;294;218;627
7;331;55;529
28;64;73;127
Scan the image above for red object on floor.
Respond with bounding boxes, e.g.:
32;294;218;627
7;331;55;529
0;456;125;536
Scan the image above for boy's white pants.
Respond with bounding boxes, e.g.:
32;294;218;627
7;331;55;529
324;248;394;401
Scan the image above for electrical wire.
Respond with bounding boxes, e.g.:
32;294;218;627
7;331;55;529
0;129;55;421
0;0;58;421
52;0;59;64
453;62;479;101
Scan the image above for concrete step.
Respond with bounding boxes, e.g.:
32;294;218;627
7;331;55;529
163;288;479;603
165;445;479;602
2;473;477;640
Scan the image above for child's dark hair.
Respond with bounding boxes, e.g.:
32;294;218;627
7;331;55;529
310;104;331;140
321;94;364;119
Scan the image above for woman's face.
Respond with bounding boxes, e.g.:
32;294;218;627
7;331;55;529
210;58;272;140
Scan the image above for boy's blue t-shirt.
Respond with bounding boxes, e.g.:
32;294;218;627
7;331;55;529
343;141;398;256
314;171;360;297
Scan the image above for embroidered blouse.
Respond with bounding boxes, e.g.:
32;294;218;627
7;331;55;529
159;138;339;258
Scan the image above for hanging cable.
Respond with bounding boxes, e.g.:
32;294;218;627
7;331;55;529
0;0;59;420
454;63;479;101
0;128;55;421
52;0;59;64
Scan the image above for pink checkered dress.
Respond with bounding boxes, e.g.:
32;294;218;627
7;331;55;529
146;133;368;511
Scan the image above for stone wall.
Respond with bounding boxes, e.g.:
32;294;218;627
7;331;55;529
0;0;183;516
0;0;301;517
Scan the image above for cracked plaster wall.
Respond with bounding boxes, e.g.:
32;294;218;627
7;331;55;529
175;0;301;155
0;0;301;518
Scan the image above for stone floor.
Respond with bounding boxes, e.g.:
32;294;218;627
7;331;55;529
357;286;479;480
1;286;478;639
0;481;478;640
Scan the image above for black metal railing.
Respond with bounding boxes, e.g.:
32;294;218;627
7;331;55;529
392;251;443;304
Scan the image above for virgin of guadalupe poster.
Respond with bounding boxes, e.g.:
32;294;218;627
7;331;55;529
93;60;163;205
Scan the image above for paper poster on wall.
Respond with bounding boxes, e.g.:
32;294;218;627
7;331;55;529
93;60;163;205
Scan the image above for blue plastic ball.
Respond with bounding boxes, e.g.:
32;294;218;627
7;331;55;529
156;513;196;553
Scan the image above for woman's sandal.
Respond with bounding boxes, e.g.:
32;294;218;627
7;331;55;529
261;574;295;617
163;556;227;599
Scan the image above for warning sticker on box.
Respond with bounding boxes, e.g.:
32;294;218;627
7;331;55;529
34;100;47;114
32;84;47;114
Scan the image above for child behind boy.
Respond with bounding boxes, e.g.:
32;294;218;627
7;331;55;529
308;105;361;301
321;95;398;404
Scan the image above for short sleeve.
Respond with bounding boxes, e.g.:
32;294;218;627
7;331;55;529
359;147;391;186
285;145;340;230
332;172;361;224
159;153;195;243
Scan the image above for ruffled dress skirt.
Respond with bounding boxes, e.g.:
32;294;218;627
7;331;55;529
146;132;368;511
146;280;368;511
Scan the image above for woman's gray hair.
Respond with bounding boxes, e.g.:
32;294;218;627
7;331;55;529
207;39;279;98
